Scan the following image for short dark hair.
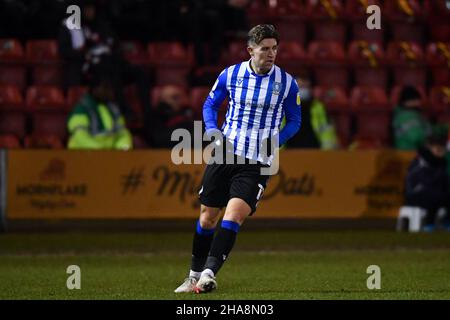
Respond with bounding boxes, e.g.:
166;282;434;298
427;133;448;147
247;24;279;46
399;85;421;105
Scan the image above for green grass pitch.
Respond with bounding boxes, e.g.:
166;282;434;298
0;230;449;299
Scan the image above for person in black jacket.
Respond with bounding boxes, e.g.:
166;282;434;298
404;133;450;231
58;0;150;119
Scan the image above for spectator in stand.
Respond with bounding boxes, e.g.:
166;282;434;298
392;86;432;150
58;0;150;119
404;133;450;232
286;77;338;149
67;71;133;150
144;85;194;148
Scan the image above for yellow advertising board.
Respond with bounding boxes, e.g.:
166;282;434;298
7;150;415;219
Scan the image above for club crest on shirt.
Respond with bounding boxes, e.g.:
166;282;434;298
237;78;244;86
272;82;282;95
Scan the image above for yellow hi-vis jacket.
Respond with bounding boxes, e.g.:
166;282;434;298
67;94;133;150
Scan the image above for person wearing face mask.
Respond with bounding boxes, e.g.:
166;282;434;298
284;77;338;149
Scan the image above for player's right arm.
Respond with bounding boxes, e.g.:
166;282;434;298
203;69;228;134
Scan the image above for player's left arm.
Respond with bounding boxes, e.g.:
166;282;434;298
279;78;302;146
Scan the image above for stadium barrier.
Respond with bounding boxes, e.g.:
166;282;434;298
5;149;416;221
0;150;7;231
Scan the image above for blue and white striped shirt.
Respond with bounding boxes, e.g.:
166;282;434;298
203;60;301;164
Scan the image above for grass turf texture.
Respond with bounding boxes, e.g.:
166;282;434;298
0;230;449;299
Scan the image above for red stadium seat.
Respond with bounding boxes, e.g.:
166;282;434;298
429;86;450;114
222;41;249;66
0;85;23;110
306;0;345;20
351;86;390;110
0;39;26;90
352;114;391;144
387;41;426;86
312;21;346;43
32;112;68;138
348;41;385;66
0;39;24;62
431;68;450;86
26;86;66;112
246;0;269;27
308;41;348;88
121;41;148;65
426;42;450;67
148;42;192;86
190;86;210;117
26;40;63;86
26;40;60;63
308;41;346;64
424;0;450;18
67;86;88;108
313;86;349;112
345;0;382;21
390;22;425;44
429;25;450;42
0;111;26;138
31;65;63;86
384;0;423;21
24;134;64;149
350;86;391;143
267;0;304;18
387;41;425;65
348;41;388;88
277;41;307;75
0;65;26;90
275;17;307;44
351;21;384;42
0;134;21;148
154;67;190;86
427;43;450;84
148;42;193;66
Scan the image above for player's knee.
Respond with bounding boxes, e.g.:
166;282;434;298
199;207;221;228
223;212;246;225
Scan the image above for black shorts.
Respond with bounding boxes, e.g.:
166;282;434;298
198;160;270;215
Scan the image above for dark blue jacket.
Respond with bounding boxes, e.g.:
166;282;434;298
405;147;448;204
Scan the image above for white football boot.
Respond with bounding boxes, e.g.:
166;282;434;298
194;272;217;293
174;276;198;293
